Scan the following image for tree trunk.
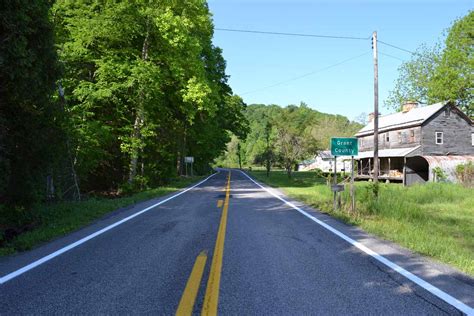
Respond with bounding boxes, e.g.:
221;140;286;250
176;124;187;176
128;113;143;184
128;27;149;184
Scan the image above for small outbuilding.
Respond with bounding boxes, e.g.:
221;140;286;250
299;150;353;173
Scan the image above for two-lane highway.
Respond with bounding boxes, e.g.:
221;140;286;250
1;170;472;314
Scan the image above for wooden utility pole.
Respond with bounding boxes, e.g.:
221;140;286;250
372;31;379;186
237;143;242;169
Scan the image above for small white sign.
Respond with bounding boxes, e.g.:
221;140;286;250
185;156;194;163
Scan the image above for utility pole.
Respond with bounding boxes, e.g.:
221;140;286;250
372;31;379;187
237;143;242;169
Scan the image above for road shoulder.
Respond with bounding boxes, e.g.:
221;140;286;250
241;170;474;311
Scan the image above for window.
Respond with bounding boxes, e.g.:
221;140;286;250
436;132;443;145
444;108;450;117
398;132;402;144
385;133;389;143
409;130;415;143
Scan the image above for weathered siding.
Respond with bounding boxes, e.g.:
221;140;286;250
358;126;421;152
421;106;474;155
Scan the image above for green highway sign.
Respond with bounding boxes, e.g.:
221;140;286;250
330;137;358;156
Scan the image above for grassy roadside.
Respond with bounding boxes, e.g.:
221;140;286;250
0;175;206;256
249;170;474;276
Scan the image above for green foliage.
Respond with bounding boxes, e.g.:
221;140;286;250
432;166;448;182
52;0;248;191
386;11;473;116
0;0;62;207
216;102;362;172
1;1;249;235
455;162;474;187
0;176;204;255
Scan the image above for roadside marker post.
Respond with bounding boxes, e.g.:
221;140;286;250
351;156;355;212
333;156;337;210
330;138;359;212
185;156;194;177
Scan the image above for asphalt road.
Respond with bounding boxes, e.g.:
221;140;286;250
1;169;473;315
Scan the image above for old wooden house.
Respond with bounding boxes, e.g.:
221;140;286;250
354;101;474;185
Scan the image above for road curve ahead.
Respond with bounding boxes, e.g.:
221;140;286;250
1;169;473;315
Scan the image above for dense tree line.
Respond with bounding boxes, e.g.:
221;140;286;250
0;1;248;228
386;11;473;117
1;1;63;210
216;103;362;177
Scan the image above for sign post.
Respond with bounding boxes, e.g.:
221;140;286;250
330;138;359;211
333;156;337;210
351;156;355;212
184;156;194;177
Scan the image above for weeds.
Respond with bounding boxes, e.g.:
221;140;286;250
0;176;204;256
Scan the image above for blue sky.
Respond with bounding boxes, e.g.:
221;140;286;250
207;0;472;121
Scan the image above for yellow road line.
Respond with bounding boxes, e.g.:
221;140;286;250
176;251;208;316
217;200;223;208
202;172;231;315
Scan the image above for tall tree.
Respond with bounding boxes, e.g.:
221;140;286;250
53;0;248;191
274;107;319;178
0;0;62;208
386;11;473;116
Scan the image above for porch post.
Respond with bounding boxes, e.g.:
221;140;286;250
403;157;407;186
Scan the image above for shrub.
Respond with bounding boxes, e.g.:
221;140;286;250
432;166;448;182
456;162;474;187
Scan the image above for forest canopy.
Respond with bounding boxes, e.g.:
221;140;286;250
215;102;362;177
0;1;248;227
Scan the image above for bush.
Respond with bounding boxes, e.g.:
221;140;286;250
432;166;448;182
456;162;474;187
313;168;323;177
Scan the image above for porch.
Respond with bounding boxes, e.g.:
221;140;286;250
355;146;421;184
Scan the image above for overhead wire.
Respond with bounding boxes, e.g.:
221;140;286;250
378;51;405;62
215;27;416;56
215;28;370;41
240;51;371;96
377;40;415;55
215;27;416;94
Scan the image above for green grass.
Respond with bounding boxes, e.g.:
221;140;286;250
250;170;474;276
0;176;205;256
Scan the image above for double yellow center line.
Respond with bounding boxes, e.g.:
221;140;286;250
176;172;231;316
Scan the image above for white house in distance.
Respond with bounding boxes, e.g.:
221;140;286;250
354;101;474;185
299;150;353;173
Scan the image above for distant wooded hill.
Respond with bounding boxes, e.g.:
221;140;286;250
216;102;363;170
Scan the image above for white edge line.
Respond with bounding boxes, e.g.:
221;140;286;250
0;172;219;285
240;170;474;315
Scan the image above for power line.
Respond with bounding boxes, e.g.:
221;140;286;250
240;51;370;96
379;51;405;62
215;28;370;41
377;40;414;54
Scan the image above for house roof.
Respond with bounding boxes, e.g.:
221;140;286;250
356;146;421;159
318;150;333;159
355;102;447;137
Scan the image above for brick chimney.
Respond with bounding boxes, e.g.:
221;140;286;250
368;112;375;123
402;101;418;113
